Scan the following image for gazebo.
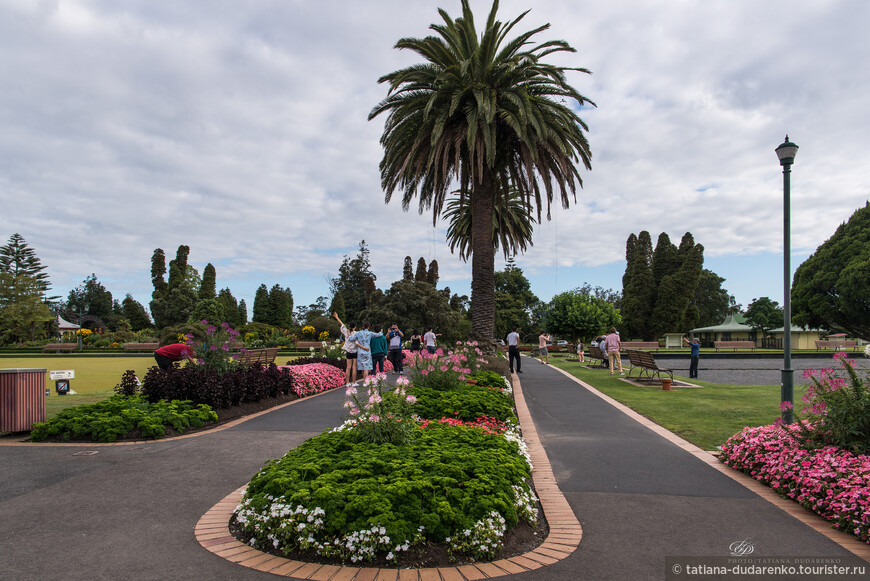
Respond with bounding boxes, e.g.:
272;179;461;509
689;314;756;348
56;315;80;336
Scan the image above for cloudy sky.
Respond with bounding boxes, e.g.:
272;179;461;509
2;0;868;320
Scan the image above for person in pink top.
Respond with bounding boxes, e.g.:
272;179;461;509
604;327;624;375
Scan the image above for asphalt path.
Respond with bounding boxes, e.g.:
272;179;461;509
1;359;865;580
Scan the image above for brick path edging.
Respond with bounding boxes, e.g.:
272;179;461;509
195;372;583;579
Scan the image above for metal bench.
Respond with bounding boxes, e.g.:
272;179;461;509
123;342;159;353
625;349;674;382
43;343;78;353
620;341;660;350
714;341;756;352
238;347;279;366
815;340;858;351
588;345;609;368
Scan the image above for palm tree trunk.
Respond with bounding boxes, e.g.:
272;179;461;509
470;176;496;343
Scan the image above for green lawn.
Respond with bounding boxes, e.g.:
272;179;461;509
1;356;156;419
550;359;808;450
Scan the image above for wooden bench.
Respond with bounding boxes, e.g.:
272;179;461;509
238;347;279;366
625;349;674;382
714;341;756;352
621;341;660;350
588;345;609;367
123;342;159;353
815;340;858;351
43;343;78;353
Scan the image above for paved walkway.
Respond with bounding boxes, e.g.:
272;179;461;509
1;359;867;580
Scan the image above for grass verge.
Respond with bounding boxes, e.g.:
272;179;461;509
550;359;808;450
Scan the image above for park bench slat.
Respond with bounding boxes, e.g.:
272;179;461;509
625;349;673;382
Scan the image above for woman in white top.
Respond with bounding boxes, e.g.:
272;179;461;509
333;312;357;386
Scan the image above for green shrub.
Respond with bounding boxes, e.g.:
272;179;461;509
409;384;517;424
29;395;217;443
469;369;508;389
236;422;532;563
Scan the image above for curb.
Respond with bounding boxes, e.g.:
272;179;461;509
195;372;583;579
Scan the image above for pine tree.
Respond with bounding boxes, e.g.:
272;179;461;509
149;248;168;329
268;284;293;328
0;233;52;295
238;299;248;326
415;258;427;283
252;284;270;324
162;245;198;325
426;260;439;286
403;256;414;281
621;231;655;339
199;263;216;300
216;288;241;328
651;233;679;288
122;294;152;331
329;293;346;322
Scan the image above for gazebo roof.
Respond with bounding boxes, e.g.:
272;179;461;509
690;314;752;334
57;315;80;331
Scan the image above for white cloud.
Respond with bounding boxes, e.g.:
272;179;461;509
1;0;868;315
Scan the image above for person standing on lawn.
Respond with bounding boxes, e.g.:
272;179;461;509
576;338;585;363
386;323;404;374
371;325;388;374
507;326;522;373
333;312;358;386
683;336;700;378
605;327;624;375
538;331;551;364
153;343;195;371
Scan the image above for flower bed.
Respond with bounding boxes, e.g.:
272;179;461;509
234;346;538;565
719;423;870;543
279;363;347;397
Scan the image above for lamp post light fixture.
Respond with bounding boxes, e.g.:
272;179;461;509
776;135;798;424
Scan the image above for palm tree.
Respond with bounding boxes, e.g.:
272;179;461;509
369;0;594;342
444;187;536;262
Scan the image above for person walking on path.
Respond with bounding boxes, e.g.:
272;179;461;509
605;327;624;375
153;343;195;371
333;312;358;386
683;336;700;378
507;326;522;373
409;329;422;353
576;338;585;363
538;331;551;364
370;325;388;374
350;321;382;381
387;323;404;374
423;327;438;354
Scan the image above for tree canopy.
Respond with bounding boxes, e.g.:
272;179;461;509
369;0;594;341
744;297;784;337
0;233;53;298
546;288;622;342
792;201;870;339
494;259;540;342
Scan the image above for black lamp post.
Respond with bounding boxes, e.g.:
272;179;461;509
775;135;798;423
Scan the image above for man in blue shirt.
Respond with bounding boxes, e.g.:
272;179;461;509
683;336;700;378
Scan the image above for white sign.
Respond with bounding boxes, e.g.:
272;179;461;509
49;370;75;380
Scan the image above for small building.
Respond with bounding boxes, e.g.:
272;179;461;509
767;325;823;350
689;314;756;348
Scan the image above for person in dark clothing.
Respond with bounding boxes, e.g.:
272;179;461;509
507;326;521;374
683;336;700;378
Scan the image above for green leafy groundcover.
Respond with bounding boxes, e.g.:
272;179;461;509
30;395;218;442
409;384;517;424
235;422;536;564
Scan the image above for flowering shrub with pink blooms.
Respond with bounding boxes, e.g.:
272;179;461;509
794;352;870;455
409;343;482;391
336;374;418;445
280;363;347;397
720;422;870;543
